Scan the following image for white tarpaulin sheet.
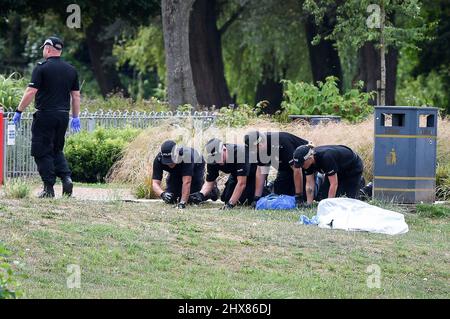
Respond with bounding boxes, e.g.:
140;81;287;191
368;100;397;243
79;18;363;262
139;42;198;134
316;198;409;235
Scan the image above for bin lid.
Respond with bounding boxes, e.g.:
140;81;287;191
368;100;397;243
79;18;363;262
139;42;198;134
288;115;341;119
374;106;439;111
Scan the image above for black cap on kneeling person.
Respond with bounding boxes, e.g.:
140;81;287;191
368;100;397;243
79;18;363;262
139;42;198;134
160;140;177;165
293;144;315;168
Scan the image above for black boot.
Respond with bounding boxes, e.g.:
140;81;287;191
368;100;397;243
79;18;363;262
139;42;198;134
38;184;55;198
209;185;220;202
61;176;73;197
359;182;373;201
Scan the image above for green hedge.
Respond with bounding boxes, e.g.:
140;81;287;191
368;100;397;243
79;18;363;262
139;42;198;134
65;127;141;183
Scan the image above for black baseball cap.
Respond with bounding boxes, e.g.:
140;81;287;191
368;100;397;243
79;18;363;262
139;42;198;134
205;138;223;163
40;36;64;50
160;140;177;165
293;145;314;168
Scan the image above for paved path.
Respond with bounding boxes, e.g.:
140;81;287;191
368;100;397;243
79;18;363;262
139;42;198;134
32;185;136;201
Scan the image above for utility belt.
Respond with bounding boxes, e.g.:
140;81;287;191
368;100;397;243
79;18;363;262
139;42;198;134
35;109;70;113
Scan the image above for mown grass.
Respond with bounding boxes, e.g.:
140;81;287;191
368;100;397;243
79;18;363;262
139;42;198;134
0;198;448;299
416;204;450;219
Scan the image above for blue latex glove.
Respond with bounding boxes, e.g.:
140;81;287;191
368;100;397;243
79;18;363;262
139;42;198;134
71;117;81;133
13;111;22;127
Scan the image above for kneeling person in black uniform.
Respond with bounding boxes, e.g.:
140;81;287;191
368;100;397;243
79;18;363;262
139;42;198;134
244;131;309;206
152;140;205;209
190;138;256;209
293;144;364;206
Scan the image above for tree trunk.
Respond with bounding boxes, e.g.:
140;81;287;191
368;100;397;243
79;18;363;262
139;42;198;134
162;0;198;109
354;42;398;106
189;0;232;108
385;47;398;106
305;16;343;91
380;1;386;105
85;20;127;97
255;64;284;114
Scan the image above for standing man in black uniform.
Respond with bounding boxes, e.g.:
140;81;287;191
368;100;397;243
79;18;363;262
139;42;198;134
189;138;257;209
13;37;80;198
244;131;309;206
152;140;207;209
293;144;364;206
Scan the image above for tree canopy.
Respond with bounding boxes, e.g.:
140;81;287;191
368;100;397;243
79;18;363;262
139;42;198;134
0;0;448;113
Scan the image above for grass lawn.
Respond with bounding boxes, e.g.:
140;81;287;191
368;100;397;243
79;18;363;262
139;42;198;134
0;198;448;299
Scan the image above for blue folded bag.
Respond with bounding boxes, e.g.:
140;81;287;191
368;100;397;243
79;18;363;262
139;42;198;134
255;194;296;210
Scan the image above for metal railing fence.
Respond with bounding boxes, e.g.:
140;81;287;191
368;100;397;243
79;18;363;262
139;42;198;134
2;110;216;178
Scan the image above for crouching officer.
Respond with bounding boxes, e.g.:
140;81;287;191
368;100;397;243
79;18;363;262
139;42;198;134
13;36;80;198
244;131;309;206
190;138;257;209
293;144;364;206
152;140;206;209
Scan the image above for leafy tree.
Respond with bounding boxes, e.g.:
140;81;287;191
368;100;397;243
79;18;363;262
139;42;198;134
413;0;450;113
222;0;312;111
2;0;160;97
304;0;427;105
113;20;166;100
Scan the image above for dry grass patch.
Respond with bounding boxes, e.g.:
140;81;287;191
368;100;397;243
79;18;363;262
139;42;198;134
108;117;450;194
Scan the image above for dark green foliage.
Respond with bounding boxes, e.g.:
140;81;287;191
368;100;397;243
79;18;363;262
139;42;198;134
281;76;375;122
82;95;169;112
413;0;450;114
221;0;312;105
65;128;141;183
0;73;28;111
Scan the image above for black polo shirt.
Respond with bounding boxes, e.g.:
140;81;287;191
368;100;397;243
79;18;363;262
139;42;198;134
152;147;205;181
206;144;255;182
257;132;308;171
28;56;79;111
304;145;363;178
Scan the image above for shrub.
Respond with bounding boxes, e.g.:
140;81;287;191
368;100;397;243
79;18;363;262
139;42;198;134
396;71;449;114
3;179;31;199
281;76;375;122
65;127;141;183
0;243;19;299
0;73;27;112
216;104;259;127
436;164;450;201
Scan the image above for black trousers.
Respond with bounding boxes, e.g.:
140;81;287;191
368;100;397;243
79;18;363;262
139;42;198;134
316;157;364;200
316;173;363;200
272;169;312;197
31;111;71;186
166;169;205;202
221;174;257;205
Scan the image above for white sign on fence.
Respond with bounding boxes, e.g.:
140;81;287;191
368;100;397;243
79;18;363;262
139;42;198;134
7;122;16;146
